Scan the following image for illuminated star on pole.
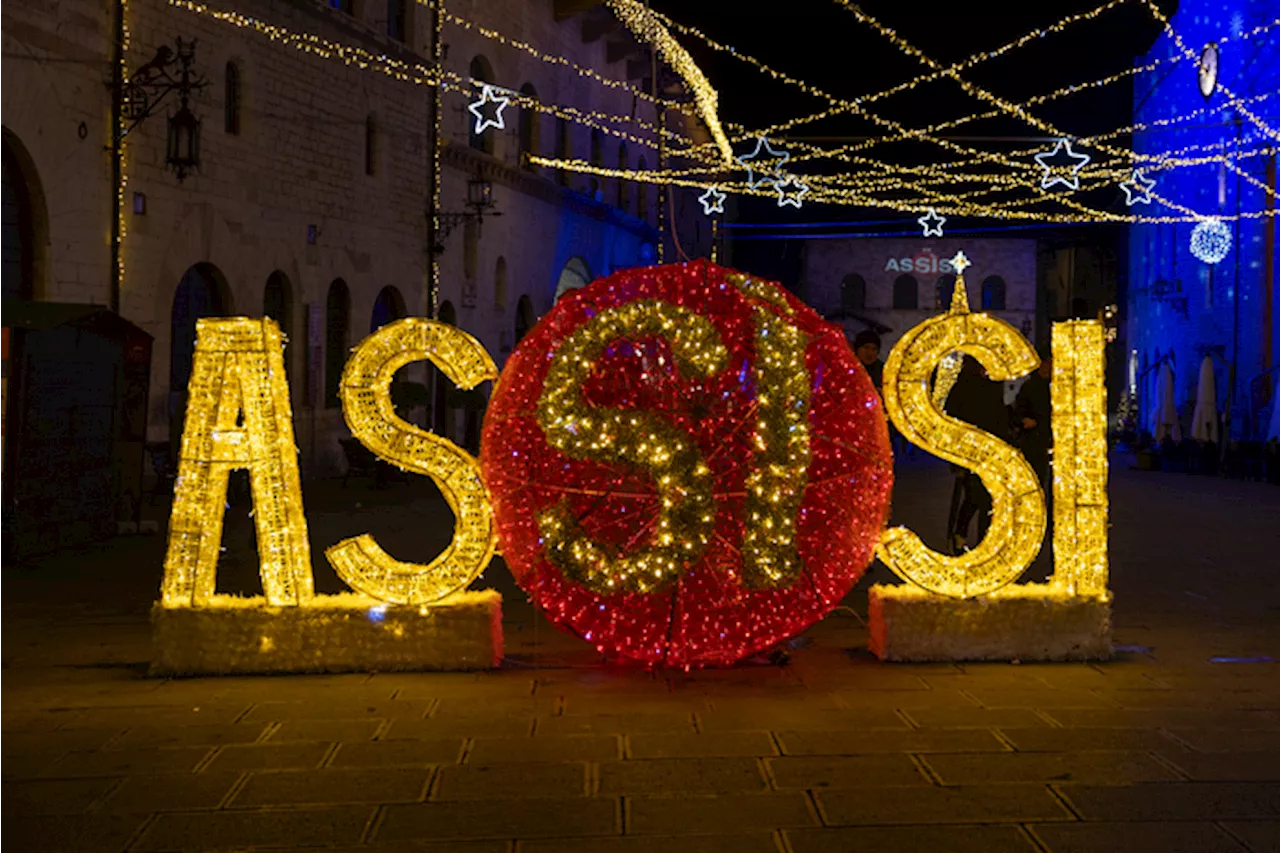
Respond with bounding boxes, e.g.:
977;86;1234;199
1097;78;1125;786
1033;138;1091;190
737;136;790;189
918;207;946;237
1119;170;1156;205
776;174;809;208
467;84;510;135
949;249;971;276
698;185;727;216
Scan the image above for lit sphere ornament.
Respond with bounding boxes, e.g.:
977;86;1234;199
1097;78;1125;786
480;260;893;667
1190;218;1231;265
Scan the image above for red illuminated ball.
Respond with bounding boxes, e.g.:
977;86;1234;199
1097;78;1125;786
480;260;892;667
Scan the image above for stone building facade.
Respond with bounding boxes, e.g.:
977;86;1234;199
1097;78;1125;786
2;0;710;477
801;237;1038;353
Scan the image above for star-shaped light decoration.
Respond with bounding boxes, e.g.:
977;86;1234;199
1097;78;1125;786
946;250;972;314
1033;138;1091;190
1119;170;1156;206
918;208;946;237
775;174;809;208
737;136;790;189
698;185;727;216
467;84;510;135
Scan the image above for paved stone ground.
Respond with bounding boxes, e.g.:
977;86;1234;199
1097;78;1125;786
4;455;1280;852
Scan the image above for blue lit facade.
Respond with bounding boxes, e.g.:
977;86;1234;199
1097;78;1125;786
1127;0;1279;441
1131;0;1280;438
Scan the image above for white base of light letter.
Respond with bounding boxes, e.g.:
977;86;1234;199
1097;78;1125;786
151;591;503;675
868;584;1112;662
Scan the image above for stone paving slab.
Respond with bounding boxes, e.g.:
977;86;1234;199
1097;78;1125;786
130;805;376;850
1029;820;1252;853
785;824;1040;853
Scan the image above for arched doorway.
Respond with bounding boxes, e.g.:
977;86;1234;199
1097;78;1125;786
2;127;48;301
432;301;457;439
370;285;406;332
325;280;350;409
554;256;591;302
263;271;293;379
170;263;232;451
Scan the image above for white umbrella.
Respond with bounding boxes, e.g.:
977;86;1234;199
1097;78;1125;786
1268;375;1280;442
1155;361;1182;443
1190;355;1218;443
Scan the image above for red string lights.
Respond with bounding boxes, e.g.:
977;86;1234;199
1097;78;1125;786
481;260;893;667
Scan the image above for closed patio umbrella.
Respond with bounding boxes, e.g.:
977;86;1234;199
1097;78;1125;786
1155;361;1181;443
1190;355;1218;443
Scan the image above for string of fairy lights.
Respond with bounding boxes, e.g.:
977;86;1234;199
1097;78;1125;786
147;0;1277;257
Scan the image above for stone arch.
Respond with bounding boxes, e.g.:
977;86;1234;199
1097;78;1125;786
1;126;50;301
982;275;1007;311
370;284;406;332
840;273;865;313
263;270;293;378
892;274;919;310
169;262;233;448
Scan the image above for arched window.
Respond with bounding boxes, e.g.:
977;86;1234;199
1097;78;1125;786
589;130;603;198
555;256;592;302
981;275;1007;310
494;256;507;311
364;114;377;176
325;279;350;409
637;156;648;218
936;274;956;309
554;118;570;185
370;285;406;332
840;273;865;313
224;62;241;135
2;129;44;301
468;56;495;155
387;0;409;42
892;274;919;310
517;83;539;170
616;143;628;209
263;271;292;356
515;294;535;344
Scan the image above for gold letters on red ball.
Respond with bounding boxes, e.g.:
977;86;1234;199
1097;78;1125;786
480;261;893;667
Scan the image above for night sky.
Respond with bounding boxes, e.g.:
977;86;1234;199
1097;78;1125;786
651;0;1177;248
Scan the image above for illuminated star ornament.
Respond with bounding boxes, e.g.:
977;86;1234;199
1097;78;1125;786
1119;170;1156;206
918;208;946;237
699;185;727;216
1033;138;1091;190
776;174;809;208
737;136;790;189
949;249;971;276
468;84;510;135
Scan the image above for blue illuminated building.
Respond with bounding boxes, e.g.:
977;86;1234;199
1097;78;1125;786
1126;0;1280;441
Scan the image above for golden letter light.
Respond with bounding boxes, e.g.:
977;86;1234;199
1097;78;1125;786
536;300;728;596
324;319;499;605
1050;320;1109;595
876;278;1045;598
161;318;314;606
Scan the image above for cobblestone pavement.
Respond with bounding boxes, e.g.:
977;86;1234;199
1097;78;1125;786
3;455;1279;852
